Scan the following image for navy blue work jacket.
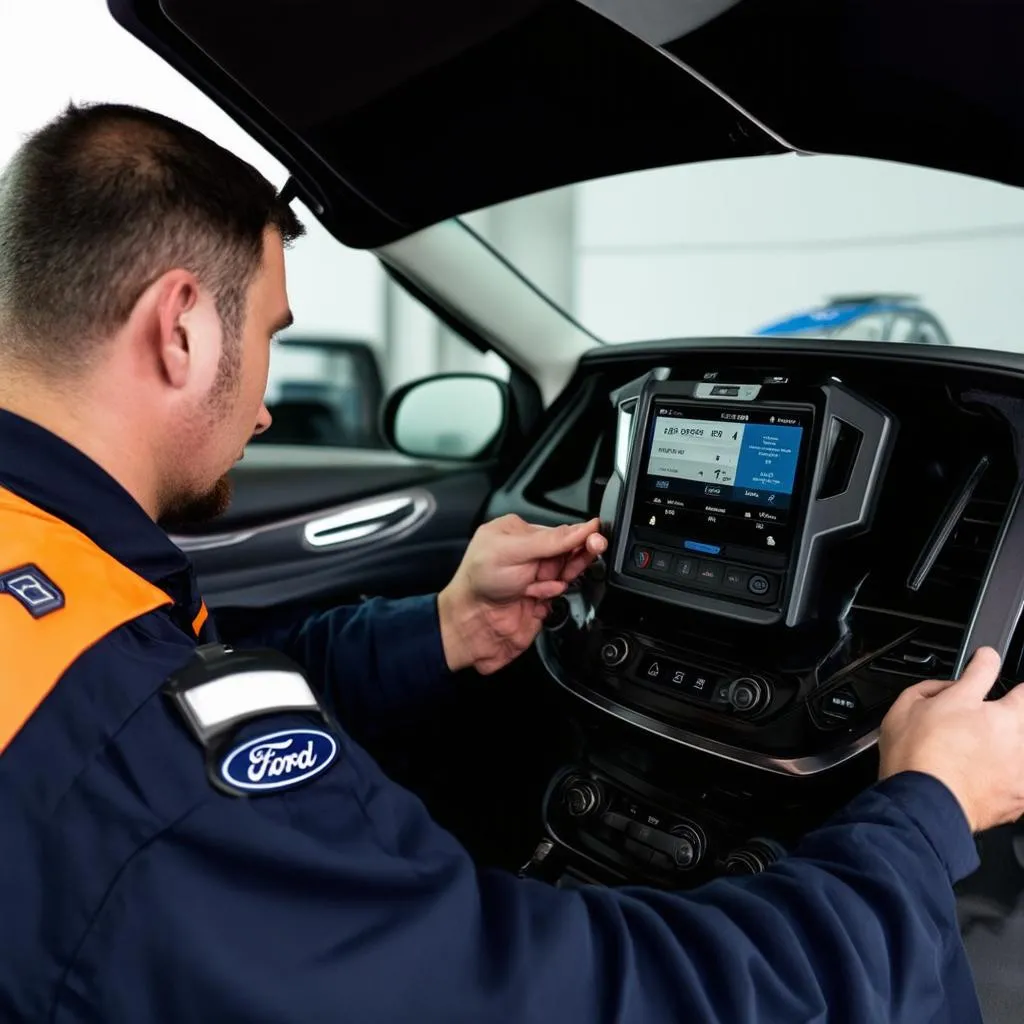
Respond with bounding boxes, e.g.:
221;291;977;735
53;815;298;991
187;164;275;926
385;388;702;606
0;408;983;1023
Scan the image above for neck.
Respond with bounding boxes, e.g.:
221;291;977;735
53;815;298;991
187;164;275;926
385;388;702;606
0;370;161;520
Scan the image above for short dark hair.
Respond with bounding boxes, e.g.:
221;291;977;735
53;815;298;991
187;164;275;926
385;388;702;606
0;102;304;369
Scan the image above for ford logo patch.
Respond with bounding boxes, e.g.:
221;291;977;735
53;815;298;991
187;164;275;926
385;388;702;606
220;728;339;793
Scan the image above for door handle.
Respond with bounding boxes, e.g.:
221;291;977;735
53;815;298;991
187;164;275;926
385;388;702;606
302;493;431;550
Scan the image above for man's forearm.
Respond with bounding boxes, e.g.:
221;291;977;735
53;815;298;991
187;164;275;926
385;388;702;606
234;594;455;737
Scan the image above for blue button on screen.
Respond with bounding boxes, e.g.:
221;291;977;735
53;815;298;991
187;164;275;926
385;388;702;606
684;540;721;555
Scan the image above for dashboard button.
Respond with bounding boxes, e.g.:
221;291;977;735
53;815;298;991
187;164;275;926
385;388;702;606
683;673;713;700
822;686;861;722
748;573;771;596
600;811;631;833
631;547;652;569
639;654;667;682
724;567;748;590
626;820;654;843
673;556;696;579
651;551;672;573
600;636;631;668
667;666;689;688
697;561;724;586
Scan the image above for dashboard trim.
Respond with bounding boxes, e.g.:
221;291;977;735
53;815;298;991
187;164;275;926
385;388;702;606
956;478;1024;677
536;632;880;777
955;391;1024;676
578;337;1024;377
786;383;894;626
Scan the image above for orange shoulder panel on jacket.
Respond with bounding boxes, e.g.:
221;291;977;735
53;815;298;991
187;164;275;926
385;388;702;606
0;487;173;755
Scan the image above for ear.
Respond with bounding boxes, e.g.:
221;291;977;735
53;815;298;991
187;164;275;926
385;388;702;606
122;268;225;393
154;271;204;389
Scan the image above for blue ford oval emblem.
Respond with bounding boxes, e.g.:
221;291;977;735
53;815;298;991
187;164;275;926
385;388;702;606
220;728;338;792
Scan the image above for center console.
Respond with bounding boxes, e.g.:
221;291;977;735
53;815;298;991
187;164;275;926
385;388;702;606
529;369;913;888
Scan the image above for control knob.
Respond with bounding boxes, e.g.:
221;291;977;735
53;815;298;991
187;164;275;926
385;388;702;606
669;822;707;870
562;779;603;818
726;675;771;715
724;838;787;875
599;635;631;669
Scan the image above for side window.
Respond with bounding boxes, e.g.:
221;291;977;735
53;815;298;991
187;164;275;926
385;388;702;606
252;207;508;452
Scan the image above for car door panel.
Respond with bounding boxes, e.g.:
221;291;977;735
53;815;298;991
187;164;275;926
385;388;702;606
195;446;449;530
176;456;493;608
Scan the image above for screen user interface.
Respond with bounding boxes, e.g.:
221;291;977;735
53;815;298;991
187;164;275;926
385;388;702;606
631;402;810;554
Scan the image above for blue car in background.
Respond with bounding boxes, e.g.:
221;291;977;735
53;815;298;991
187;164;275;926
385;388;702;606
756;294;953;345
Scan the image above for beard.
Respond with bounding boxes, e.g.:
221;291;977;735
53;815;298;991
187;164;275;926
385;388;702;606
158;344;243;532
158;474;234;531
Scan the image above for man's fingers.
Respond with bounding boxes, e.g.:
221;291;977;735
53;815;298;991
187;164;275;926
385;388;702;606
907;678;957;700
951;646;1002;701
524;579;569;600
536;555;564;582
560;547;596;582
897;648;1001;707
512;519;602;561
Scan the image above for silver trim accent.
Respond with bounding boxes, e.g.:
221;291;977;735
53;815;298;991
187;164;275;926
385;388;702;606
955;477;1024;677
953;390;1024;677
174;530;255;552
303;494;428;549
786;385;894;626
536;633;880;777
614;401;636;480
908;455;989;592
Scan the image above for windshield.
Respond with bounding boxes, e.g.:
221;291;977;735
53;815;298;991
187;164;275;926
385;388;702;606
462;154;1024;350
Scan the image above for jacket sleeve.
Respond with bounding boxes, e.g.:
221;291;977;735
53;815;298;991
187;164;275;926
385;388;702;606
59;771;982;1024
235;594;454;738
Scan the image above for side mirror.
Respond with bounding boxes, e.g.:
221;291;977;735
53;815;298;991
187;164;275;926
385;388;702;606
383;374;508;461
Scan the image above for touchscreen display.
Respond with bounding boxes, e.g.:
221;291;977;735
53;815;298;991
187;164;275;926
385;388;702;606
631;402;811;555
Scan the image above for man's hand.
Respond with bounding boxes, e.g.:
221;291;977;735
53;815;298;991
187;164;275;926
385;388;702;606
437;515;607;675
879;646;1024;833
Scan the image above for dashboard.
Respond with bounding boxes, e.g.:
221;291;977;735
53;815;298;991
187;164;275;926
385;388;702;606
487;339;1024;890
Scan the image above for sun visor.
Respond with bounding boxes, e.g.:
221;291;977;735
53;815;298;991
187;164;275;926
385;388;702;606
110;0;781;248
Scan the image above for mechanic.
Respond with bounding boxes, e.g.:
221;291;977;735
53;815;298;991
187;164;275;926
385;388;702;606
0;103;1018;1024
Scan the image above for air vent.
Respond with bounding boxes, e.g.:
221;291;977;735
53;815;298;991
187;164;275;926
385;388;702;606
860;449;1017;684
923;474;1011;597
867;625;962;682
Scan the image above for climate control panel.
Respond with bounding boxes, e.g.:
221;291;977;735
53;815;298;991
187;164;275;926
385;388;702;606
543;765;789;888
595;630;779;720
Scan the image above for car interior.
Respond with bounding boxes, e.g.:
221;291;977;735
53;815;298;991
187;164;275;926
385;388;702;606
106;1;1024;1019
